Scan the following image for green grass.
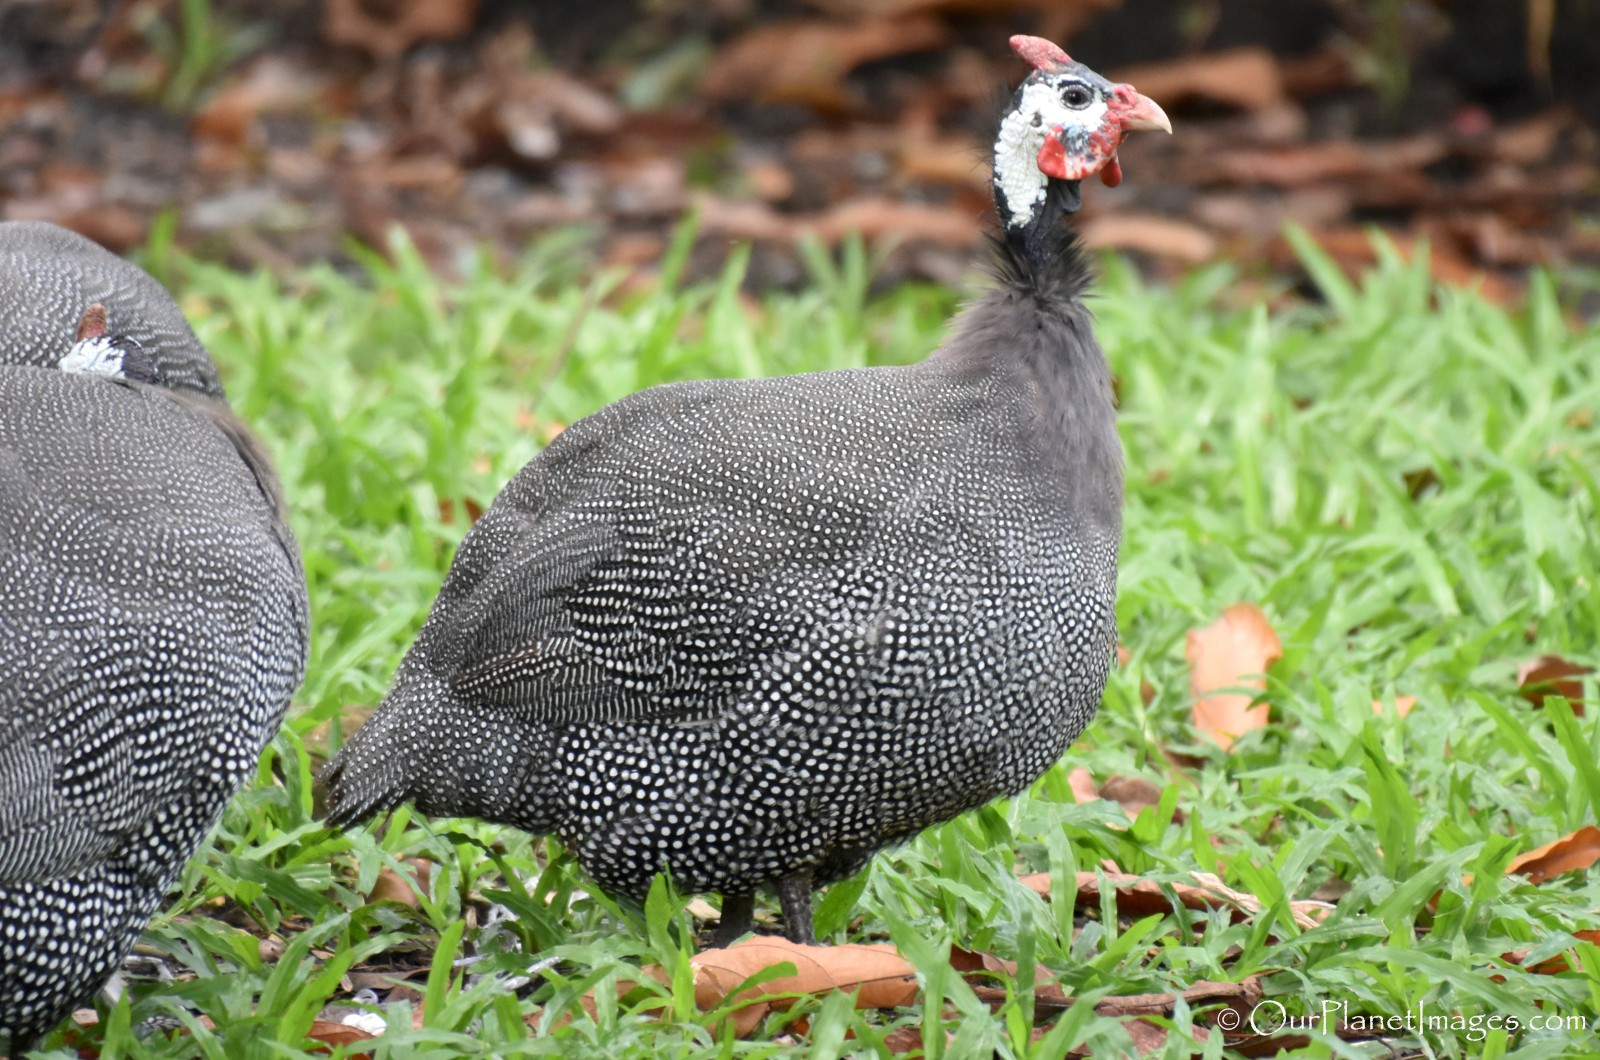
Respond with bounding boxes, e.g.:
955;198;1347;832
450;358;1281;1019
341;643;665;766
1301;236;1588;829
36;225;1600;1057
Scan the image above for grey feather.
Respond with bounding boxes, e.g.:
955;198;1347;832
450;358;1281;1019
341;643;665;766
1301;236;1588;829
0;223;307;1046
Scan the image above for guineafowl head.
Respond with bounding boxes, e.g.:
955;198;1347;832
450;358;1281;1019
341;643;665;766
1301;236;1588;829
58;303;160;384
993;35;1171;227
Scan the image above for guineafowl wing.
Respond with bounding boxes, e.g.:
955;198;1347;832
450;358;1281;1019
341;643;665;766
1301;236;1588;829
424;369;1000;729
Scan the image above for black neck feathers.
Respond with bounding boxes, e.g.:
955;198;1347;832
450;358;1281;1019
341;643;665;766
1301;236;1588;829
991;179;1092;304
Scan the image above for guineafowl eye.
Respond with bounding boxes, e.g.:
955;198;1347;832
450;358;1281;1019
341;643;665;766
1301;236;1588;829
322;35;1171;949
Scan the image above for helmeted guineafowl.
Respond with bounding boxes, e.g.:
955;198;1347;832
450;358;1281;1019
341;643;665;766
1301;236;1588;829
322;37;1169;945
0;222;309;1051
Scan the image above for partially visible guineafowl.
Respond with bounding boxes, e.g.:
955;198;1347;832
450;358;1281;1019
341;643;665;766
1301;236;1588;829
0;222;309;1051
323;37;1169;945
0;222;223;398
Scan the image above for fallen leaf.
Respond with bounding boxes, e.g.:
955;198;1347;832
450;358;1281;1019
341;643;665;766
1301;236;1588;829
192;57;321;151
1099;775;1186;824
1067;766;1099;804
307;1018;375;1056
324;0;479;59
701;17;947;110
806;198;984;247
1019;869;1326;931
690;938;918;1035
1517;654;1592;711
1211;136;1446;187
1500;929;1600;976
1112;48;1285;112
1094;978;1261;1019
1187;604;1282;750
1506;825;1600;884
950;947;1074;1011
1371;694;1417;718
1080;215;1218;262
367;859;433;907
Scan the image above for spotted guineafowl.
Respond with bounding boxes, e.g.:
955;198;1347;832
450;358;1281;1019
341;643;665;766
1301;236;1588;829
322;37;1169;945
0;222;309;1051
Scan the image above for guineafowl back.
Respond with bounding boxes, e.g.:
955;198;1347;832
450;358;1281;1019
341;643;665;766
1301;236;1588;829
0;365;307;1042
324;284;1120;901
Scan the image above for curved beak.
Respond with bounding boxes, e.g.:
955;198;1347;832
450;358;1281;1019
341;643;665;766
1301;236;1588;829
1119;90;1172;134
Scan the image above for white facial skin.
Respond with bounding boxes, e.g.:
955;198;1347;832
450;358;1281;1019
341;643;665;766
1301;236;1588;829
993;77;1109;229
59;334;129;378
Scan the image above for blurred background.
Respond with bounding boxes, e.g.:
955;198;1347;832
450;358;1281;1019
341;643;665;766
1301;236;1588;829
1;0;1596;302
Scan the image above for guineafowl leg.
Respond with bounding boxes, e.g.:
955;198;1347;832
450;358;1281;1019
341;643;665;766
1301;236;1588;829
776;874;816;945
712;893;755;947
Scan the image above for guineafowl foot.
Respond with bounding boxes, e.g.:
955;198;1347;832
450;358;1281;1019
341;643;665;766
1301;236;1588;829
776;874;816;945
710;893;755;947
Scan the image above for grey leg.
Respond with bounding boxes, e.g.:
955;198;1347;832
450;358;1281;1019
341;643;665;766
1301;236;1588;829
711;893;755;947
776;873;816;945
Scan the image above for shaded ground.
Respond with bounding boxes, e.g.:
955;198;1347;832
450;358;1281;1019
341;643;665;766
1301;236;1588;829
1;0;1596;302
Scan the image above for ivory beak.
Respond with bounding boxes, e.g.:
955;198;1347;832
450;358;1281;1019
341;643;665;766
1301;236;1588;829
1121;91;1173;134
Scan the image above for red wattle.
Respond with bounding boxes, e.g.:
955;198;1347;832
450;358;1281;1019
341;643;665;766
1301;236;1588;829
1036;135;1071;180
1100;154;1123;187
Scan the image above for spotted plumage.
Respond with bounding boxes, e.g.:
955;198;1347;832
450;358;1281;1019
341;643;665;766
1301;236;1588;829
0;221;308;1049
322;38;1169;944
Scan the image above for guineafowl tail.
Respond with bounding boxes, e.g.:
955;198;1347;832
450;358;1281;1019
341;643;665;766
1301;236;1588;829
319;668;559;833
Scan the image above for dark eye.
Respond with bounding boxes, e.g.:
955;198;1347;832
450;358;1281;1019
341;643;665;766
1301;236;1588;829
1061;84;1092;108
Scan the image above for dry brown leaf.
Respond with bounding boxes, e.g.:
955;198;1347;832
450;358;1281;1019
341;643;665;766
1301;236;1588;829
1019;869;1325;930
883;1022;953;1054
192;57;320;150
692;193;984;250
367;858;432;907
701;17;948;109
323;0;479;59
1506;826;1600;884
1099;775;1186;824
1080;215;1218;262
1187;604;1281;750
690;938;918;1035
1371;694;1417;718
1112;48;1284;111
307;1018;375;1056
1212;136;1446;187
1067;766;1099;804
949;947;1074;1011
1517;654;1593;712
1500;928;1600;976
805;198;985;248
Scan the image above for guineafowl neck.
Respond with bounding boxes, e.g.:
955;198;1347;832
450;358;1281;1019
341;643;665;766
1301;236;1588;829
937;218;1122;528
999;178;1086;289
